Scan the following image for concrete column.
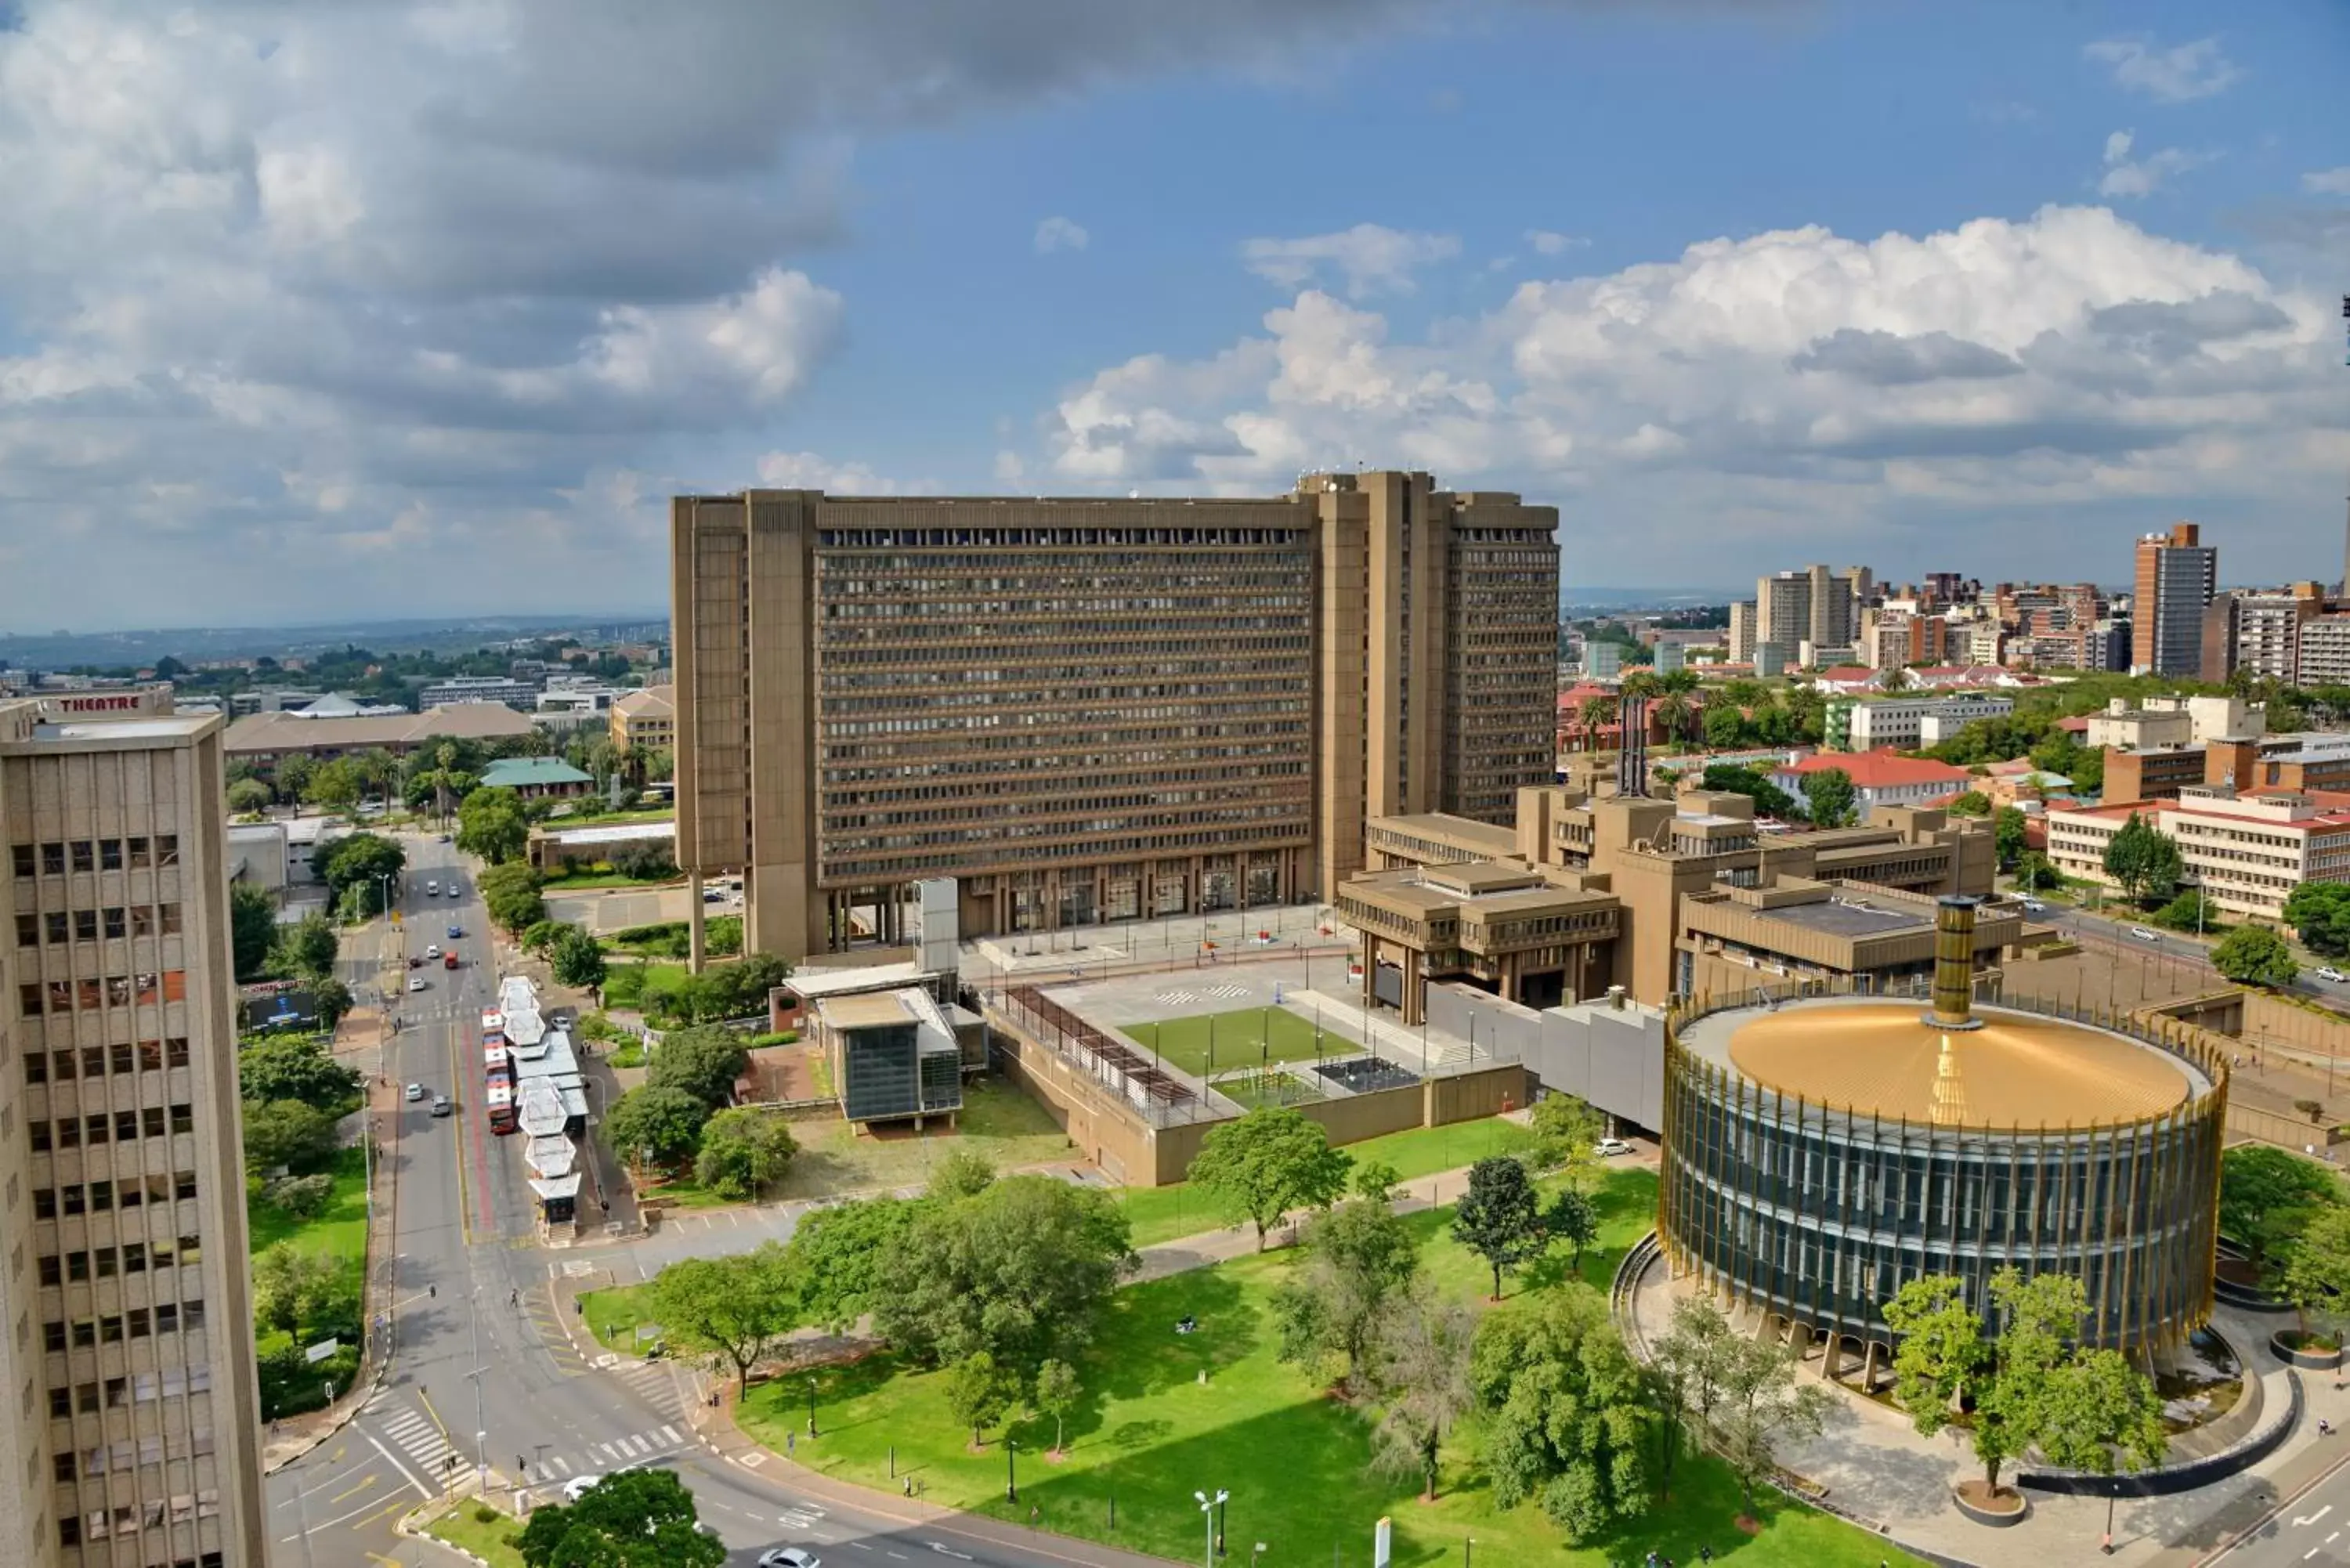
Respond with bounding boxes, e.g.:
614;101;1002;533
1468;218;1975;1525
687;872;706;973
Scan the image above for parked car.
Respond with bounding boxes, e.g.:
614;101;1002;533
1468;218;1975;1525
1595;1137;1634;1157
431;1096;454;1118
2319;966;2347;985
757;1550;821;1568
2130;926;2160;942
403;1082;424;1103
2019;898;2045;913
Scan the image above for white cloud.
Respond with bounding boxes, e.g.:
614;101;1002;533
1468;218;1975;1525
1524;229;1584;257
1030;206;2338;573
1034;216;1090;255
2084;37;2243;102
754;450;924;493
2303;167;2350;196
2098;130;2215;198
1240;224;1462;298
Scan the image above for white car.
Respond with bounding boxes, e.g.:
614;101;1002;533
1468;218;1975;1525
425;880;439;895
403;1082;423;1103
425;945;441;959
2130;926;2160;942
2319;966;2347;985
562;1474;602;1502
2019;898;2045;913
448;883;464;898
1595;1138;1633;1157
758;1550;821;1568
407;977;426;993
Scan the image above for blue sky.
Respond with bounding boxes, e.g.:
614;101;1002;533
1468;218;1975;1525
0;0;2343;627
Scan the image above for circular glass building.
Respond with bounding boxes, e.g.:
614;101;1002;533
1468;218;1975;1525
1658;957;2226;1360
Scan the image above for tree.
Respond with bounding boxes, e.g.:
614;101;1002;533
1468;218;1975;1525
2283;1205;2350;1343
2214;925;2298;988
275;753;316;802
2220;1144;2343;1274
552;924;609;992
649;1244;799;1396
2103;813;2183;906
692;1108;798;1201
1576;694;1618;746
1185;1106;1354;1250
1699;762;1799;821
513;1469;724;1568
269;911;340;984
1543;1187;1600;1274
2034;1350;2169;1479
1367;1289;1475;1501
605;1085;710;1172
252;1244;348;1337
646;1025;749;1110
480;862;547;935
1993;805;2028;869
456;785;531;865
2015;851;2061;892
1946;789;1994;817
238;1035;362;1111
1033;1358;1081;1456
1650;1294;1740;1501
1271;1196;1423;1393
1799;766;1859;829
787;1196;920;1333
1716;1333;1835;1523
521;919;567;955
2152;889;2225;934
1524;1093;1601;1192
943;1351;1019;1449
1351;1160;1403;1205
306;758;361;814
227;778;274;815
927;1148;997;1201
2284;882;2350;958
240;1098;342;1176
874;1175;1135;1373
313;831;406;917
1452;1156;1544;1300
230;881;279;982
311;976;355;1032
1472;1284;1652;1541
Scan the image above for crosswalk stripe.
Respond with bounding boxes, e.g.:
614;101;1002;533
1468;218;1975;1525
658;1425;682;1444
547;1455;571;1476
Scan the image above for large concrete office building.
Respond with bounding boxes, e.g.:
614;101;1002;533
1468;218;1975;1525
671;472;1560;960
0;690;267;1568
2132;522;2217;677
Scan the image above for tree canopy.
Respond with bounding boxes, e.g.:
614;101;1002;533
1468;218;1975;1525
479;861;547;935
2102;814;2183;906
551;924;609;992
692;1107;797;1201
2220;1144;2343;1271
512;1469;724;1568
2212;925;2298;989
456;784;532;865
230;880;278;982
787;1195;920;1333
605;1085;710;1171
1798;766;1859;829
649;1243;800;1394
240;1098;342;1177
1471;1283;1653;1541
2283;882;2350;958
1452;1156;1546;1300
269;911;341;985
1272;1194;1423;1393
1185;1105;1354;1249
313;831;406;918
646;1025;749;1110
238;1034;363;1113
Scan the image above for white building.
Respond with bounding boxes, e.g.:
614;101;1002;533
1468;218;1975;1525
2045;786;2350;922
1824;693;2016;752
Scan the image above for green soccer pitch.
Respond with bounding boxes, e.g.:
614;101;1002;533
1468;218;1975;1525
1119;1005;1350;1078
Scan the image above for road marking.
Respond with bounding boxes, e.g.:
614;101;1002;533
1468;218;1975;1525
357;1428;432;1501
328;1474;379;1504
2298;1505;2334;1526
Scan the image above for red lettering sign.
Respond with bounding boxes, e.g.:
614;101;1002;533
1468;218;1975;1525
57;695;140;713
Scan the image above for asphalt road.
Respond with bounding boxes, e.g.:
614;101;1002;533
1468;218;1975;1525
2033;901;2349;1008
269;833;1097;1568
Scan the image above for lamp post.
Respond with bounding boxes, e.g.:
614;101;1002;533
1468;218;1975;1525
2102;1490;2115;1554
805;1375;819;1438
1006;1436;1018;1504
1195;1490;1227;1568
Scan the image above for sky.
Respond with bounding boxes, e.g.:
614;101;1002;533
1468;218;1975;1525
0;0;2345;630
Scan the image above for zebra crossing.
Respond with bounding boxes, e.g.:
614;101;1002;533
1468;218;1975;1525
1153;982;1253;1009
533;1423;687;1476
371;1399;459;1483
1204;982;1249;999
1152;989;1197;1008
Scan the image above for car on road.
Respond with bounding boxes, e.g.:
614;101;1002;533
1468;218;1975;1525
446;924;462;939
425;945;441;959
757;1550;821;1568
1595;1137;1634;1157
562;1475;602;1502
2319;966;2347;985
431;1096;453;1118
425;880;439;895
2020;898;2046;913
2130;926;2160;942
447;883;463;898
403;1082;423;1103
407;977;426;993
703;888;725;903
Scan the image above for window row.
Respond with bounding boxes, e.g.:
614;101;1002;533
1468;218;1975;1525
57;1498;222;1551
38;1236;202;1286
56;1427;215;1481
17;970;189;1015
29;1105;195;1151
35;1171;197;1218
24;1038;192;1084
43;1298;206;1353
15;903;183;947
9;836;180;877
46;1363;212;1419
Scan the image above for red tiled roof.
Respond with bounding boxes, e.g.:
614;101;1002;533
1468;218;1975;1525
1769;750;1973;789
2056;715;2092;732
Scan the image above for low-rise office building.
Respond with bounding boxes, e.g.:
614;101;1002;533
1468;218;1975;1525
222;703;534;774
810;988;965;1129
1821;692;2013;751
2048;786;2350;922
1674;873;2022;1000
2085;695;2263;751
477;757;593;800
608;688;674;756
416;675;539;710
1766;751;1976;822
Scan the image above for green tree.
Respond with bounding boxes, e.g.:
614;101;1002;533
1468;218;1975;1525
1368;1288;1475;1502
2151;889;2225;934
521;919;567;955
1033;1357;1081;1455
926;1148;997;1201
2069;743;2106;794
2220;1144;2343;1274
1946;789;1994;817
1993;805;2028;868
786;1196;920;1333
512;1469;723;1568
2214;925;2299;988
942;1351;1018;1448
479;861;546;935
2034;1349;2169;1477
551;924;609;992
2282;1205;2350;1343
873;1175;1134;1374
2102;813;2183;905
251;1245;347;1338
312;831;406;917
269;911;340;984
1351;1159;1403;1205
2283;882;2350;958
230;881;279;982
2014;851;2060;892
645;1025;749;1110
692;1108;798;1201
275;753;316;802
1471;1284;1652;1541
1543;1187;1600;1274
227;778;274;815
1523;1093;1601;1191
237;1035;363;1111
1716;1332;1835;1522
1271;1195;1423;1393
1649;1294;1740;1501
1701;703;1747;749
1452;1156;1545;1300
305;757;361;814
311;976;354;1032
649;1243;799;1396
1698;762;1800;820
456;785;531;864
1184;1106;1354;1251
240;1098;342;1176
605;1085;710;1172
1799;766;1859;828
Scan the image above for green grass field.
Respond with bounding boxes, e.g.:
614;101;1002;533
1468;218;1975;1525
1120;1005;1351;1078
427;1501;526;1566
249;1147;371;1416
580;1282;661;1357
738;1165;1916;1567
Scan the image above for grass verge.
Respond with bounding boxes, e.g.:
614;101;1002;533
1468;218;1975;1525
579;1282;661;1357
1120;1005;1350;1078
426;1500;526;1566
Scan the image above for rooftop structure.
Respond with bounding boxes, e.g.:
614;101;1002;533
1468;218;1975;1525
812;985;964;1127
477;757;594;798
223;703;535;768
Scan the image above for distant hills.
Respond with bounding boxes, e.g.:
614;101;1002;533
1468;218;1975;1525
0;613;668;670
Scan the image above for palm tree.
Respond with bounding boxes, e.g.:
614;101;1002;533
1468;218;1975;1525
1653;669;1701;737
1576;695;1618;750
1880;666;1914;692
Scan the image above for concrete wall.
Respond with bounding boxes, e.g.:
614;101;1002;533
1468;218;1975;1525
1426;981;1544;1062
1525;997;1668;1133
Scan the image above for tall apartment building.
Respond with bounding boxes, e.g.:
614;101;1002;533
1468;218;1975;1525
1725;602;1755;665
2301;616;2350;688
2131;522;2217;676
2225;585;2329;685
671;472;1560;959
1752;565;1860;667
0;691;266;1568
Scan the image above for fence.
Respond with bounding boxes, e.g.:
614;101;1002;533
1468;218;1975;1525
1000;985;1207;1126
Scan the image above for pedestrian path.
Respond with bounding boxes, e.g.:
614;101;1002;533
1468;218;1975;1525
537;1421;689;1476
369;1396;461;1489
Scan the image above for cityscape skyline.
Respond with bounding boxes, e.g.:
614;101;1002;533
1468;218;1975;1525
0;1;2345;627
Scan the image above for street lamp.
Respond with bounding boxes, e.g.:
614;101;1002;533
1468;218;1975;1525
1194;1490;1227;1568
805;1375;819;1437
1006;1435;1018;1503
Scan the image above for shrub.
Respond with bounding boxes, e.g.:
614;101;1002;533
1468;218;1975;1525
747;1030;800;1049
264;1173;335;1220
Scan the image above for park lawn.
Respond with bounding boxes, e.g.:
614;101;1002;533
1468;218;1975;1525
638;1172;742;1211
736;1171;1911;1568
1117;1114;1535;1248
598;960;689;1011
770;1078;1075;1200
580;1283;661;1357
248;1146;370;1264
1120;1005;1348;1078
426;1501;526;1566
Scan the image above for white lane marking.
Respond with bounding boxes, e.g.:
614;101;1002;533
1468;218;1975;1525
2298;1505;2335;1527
659;1424;682;1443
359;1427;433;1500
